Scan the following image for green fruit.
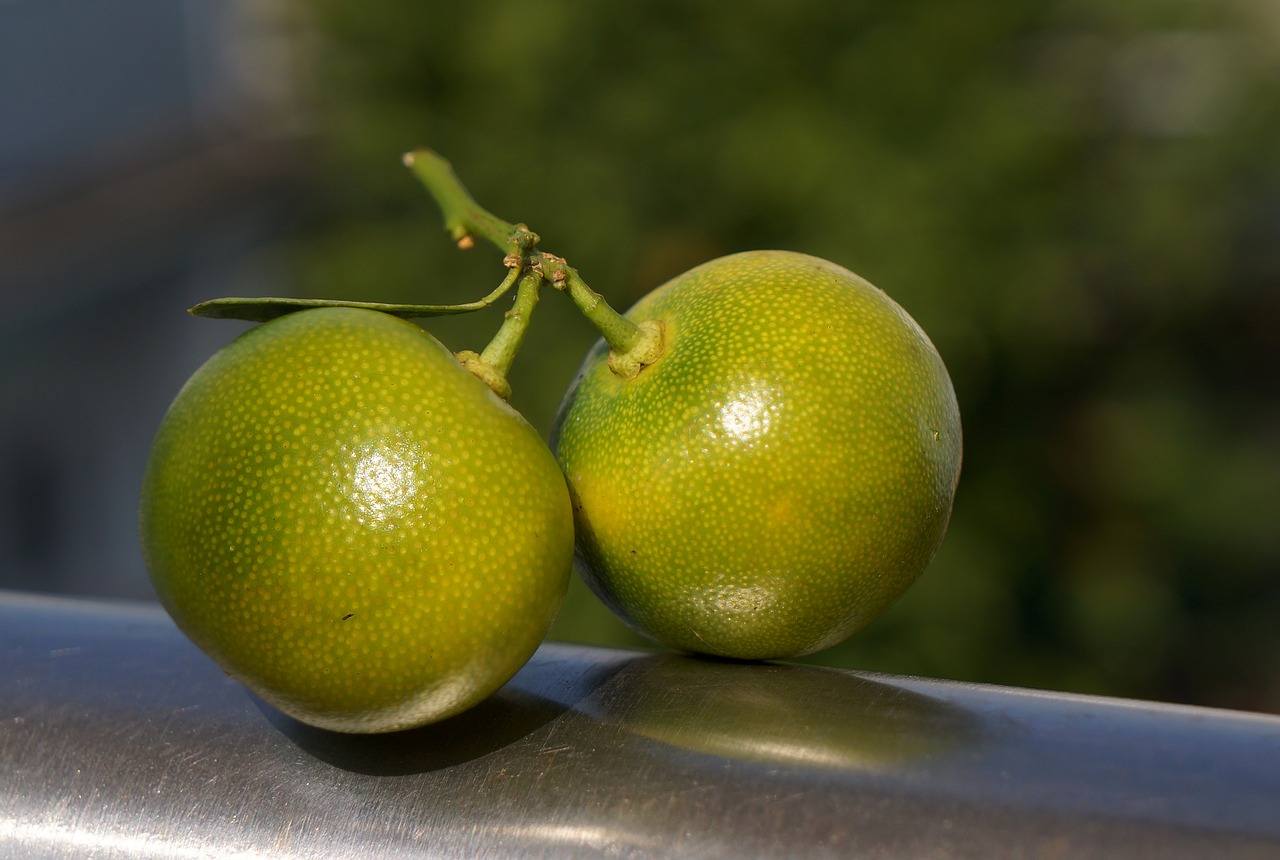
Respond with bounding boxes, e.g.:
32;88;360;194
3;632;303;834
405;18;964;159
140;307;573;733
552;250;961;660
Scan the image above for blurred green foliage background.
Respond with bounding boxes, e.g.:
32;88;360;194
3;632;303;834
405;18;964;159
283;0;1280;712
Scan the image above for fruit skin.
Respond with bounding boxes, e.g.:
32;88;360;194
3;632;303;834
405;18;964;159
140;307;573;733
552;250;961;660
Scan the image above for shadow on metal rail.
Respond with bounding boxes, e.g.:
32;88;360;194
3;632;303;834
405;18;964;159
3;590;1278;858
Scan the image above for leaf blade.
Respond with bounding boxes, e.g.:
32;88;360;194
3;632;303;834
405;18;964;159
188;297;499;323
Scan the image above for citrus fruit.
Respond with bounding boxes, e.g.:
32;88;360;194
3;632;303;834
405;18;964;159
140;307;573;733
552;250;961;659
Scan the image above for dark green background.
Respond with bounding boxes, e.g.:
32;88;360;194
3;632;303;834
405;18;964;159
284;1;1280;712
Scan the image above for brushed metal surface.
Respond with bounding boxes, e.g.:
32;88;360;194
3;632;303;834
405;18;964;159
2;590;1278;858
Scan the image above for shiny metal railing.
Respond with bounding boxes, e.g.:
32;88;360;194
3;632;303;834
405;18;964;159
3;590;1278;858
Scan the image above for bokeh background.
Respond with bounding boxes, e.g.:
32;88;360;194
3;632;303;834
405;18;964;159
3;0;1278;713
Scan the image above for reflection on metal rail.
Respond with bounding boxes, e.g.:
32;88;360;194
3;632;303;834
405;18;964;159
3;591;1278;858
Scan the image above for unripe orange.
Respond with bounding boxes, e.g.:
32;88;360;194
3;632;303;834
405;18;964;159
553;251;961;659
141;308;573;732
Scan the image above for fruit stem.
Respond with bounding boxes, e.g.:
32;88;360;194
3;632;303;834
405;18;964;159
404;149;538;257
481;270;542;377
405;147;664;377
556;268;633;350
454;270;543;400
557;269;664;378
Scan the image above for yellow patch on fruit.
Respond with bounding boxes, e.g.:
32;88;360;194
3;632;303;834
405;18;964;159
553;251;962;659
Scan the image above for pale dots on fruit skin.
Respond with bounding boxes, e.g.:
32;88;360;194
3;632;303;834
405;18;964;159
141;308;573;733
554;250;961;659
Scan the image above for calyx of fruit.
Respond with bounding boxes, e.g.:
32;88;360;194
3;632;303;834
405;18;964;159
607;319;666;380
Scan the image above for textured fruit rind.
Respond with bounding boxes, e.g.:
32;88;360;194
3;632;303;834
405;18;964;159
141;308;573;732
552;250;962;659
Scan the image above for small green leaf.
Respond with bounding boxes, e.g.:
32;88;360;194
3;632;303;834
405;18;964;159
188;296;501;323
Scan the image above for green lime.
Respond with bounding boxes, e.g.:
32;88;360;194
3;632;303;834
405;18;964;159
553;250;961;659
141;307;573;732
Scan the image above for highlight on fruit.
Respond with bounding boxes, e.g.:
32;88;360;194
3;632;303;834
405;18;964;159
553;249;961;660
140;148;961;732
140;308;573;733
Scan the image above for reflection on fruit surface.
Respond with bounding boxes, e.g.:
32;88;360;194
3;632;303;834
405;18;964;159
141;308;574;733
554;251;962;659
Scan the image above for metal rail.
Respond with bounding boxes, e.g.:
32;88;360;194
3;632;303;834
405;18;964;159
2;590;1278;858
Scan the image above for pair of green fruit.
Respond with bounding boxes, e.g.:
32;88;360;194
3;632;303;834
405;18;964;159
141;175;961;735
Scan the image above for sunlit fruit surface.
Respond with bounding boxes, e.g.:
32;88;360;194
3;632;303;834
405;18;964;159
141;308;573;733
553;250;961;659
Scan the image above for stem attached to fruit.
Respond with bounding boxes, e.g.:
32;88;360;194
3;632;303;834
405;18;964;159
404;148;666;379
188;150;665;382
483;270;543;376
558;270;665;380
456;271;544;401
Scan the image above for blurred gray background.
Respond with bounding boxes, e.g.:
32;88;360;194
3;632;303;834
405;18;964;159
1;0;302;596
2;0;1278;713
